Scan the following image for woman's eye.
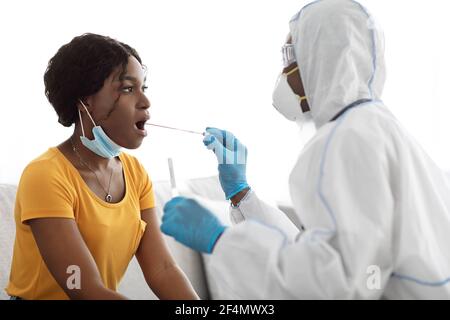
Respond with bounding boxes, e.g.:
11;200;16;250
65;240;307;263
122;86;134;93
142;86;148;93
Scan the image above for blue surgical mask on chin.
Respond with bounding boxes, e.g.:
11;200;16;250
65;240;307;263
78;100;122;159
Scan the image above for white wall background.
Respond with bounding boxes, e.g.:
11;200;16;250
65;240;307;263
0;0;449;202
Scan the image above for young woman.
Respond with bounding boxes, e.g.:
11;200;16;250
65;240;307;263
6;33;199;300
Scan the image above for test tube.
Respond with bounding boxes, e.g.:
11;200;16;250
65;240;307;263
167;158;179;197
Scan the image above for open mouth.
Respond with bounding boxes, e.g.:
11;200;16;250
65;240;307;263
135;121;146;130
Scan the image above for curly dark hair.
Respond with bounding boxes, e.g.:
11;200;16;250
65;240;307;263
44;33;142;127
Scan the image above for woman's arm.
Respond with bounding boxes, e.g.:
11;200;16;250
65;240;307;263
29;218;127;300
135;208;199;300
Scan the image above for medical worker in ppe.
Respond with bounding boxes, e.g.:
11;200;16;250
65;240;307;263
161;0;450;299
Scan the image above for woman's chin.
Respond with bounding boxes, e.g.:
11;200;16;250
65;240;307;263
126;138;145;150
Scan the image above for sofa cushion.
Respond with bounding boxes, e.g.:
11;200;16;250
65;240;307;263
184;176;225;202
0;184;17;300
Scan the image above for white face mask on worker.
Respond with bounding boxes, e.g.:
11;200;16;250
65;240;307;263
272;67;312;125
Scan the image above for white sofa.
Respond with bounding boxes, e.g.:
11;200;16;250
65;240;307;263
0;176;231;300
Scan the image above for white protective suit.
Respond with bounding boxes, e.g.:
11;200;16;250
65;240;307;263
206;0;450;299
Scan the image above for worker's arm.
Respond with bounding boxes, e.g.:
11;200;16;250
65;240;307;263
29;218;127;300
206;131;394;299
229;188;300;242
230;188;250;206
135;208;199;300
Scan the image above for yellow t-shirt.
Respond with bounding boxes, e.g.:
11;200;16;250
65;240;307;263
6;147;155;300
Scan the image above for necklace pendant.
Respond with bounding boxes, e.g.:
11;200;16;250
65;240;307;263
105;194;113;203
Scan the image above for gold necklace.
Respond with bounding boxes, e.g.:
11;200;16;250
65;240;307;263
70;138;115;203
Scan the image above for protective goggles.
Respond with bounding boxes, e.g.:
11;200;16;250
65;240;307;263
282;43;296;68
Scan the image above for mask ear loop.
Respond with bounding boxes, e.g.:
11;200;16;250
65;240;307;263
285;66;299;76
299;96;308;102
284;67;308;109
78;108;86;138
78;100;97;138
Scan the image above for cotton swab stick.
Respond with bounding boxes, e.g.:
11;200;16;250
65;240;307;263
146;123;204;136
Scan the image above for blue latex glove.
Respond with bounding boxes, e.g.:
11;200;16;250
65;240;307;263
160;197;227;254
203;127;249;200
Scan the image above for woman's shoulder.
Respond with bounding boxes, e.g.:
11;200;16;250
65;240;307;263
22;147;76;180
17;147;76;194
119;152;153;194
119;152;149;176
25;147;63;170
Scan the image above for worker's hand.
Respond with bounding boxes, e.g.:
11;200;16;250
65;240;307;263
161;197;227;254
203;127;250;200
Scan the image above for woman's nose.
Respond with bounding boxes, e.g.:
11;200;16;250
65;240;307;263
139;94;151;110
